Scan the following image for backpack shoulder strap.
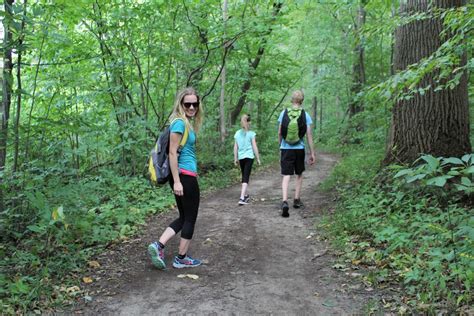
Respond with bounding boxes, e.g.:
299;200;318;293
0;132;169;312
300;109;306;122
170;118;189;148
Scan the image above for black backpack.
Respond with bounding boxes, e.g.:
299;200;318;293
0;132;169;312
148;119;189;186
281;108;306;145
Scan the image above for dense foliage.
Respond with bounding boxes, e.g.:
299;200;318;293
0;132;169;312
1;0;472;314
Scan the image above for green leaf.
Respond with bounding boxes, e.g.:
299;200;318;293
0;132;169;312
421;155;440;172
394;169;412;178
463;166;474;175
441;157;463;165
406;174;426;183
461;177;472;186
27;225;45;233
461;154;472;163
426;176;452;187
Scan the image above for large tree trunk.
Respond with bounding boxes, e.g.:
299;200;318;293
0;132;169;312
384;0;470;164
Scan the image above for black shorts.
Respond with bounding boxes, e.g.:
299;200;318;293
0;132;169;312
280;149;305;175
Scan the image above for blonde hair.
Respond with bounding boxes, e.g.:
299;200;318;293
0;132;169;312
240;114;250;131
291;90;304;105
170;87;204;132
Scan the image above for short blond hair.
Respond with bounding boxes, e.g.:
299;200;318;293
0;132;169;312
291;90;304;104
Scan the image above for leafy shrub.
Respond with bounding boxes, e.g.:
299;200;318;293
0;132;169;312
322;150;473;313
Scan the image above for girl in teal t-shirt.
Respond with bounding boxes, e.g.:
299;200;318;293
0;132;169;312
148;87;204;270
233;114;261;205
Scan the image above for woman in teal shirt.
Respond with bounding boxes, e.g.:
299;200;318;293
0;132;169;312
148;87;204;269
234;114;261;205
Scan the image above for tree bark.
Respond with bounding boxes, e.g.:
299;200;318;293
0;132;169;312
1;0;14;171
13;0;27;173
1;0;14;211
384;0;471;164
219;0;228;142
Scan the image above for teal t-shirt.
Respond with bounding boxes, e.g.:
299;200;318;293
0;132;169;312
277;109;313;149
170;119;197;174
234;129;256;160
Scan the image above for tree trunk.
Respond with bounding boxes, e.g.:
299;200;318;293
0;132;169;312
384;0;470;164
13;0;27;173
230;2;282;125
1;0;14;172
312;67;318;132
349;0;367;117
219;0;228;142
1;0;14;212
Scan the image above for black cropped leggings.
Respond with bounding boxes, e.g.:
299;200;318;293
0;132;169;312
168;174;200;240
239;158;254;184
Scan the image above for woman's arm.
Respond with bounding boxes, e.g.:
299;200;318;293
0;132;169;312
251;137;261;165
233;141;239;166
169;132;184;195
306;125;316;165
278;124;282;145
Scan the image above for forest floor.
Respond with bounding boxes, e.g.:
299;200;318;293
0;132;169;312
71;152;384;315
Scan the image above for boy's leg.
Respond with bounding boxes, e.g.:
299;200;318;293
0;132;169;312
293;149;306;208
294;174;303;200
282;175;291;201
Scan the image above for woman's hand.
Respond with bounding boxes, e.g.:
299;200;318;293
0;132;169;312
234;159;238;166
173;182;184;196
257;158;261;165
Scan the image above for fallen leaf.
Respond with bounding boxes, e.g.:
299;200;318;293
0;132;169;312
177;274;199;280
82;277;93;284
66;286;81;294
88;261;100;269
203;238;212;244
260;198;266;201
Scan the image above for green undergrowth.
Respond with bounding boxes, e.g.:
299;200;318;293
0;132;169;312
320;145;473;314
1;137;280;314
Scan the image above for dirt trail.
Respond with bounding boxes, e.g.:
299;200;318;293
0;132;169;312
77;152;377;315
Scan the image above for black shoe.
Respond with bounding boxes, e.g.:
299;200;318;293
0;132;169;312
281;201;289;217
293;198;304;209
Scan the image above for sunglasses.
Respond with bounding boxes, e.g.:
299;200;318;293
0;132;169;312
183;102;199;109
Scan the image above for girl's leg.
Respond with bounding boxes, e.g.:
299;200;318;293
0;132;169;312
239;159;254;199
159;227;177;246
161;176;185;245
178;238;191;256
240;183;248;200
177;175;200;253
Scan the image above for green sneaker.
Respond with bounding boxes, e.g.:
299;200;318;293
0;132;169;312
148;242;166;269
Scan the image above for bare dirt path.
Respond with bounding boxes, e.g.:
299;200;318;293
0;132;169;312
76;152;378;315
